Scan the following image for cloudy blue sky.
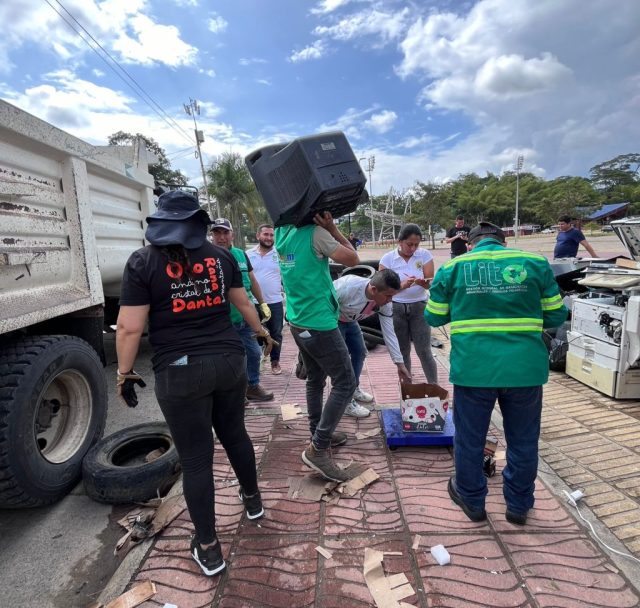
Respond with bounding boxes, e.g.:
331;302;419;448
1;0;639;194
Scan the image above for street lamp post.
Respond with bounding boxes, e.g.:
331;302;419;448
184;98;217;218
359;155;376;244
514;155;524;244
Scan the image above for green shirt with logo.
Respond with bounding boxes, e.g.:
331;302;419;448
229;246;254;325
424;238;568;387
275;224;339;331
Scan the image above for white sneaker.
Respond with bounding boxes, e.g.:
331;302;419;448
353;387;374;403
345;399;371;418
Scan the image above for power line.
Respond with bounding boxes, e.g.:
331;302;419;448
42;0;195;147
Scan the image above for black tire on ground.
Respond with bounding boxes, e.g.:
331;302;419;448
340;264;377;279
361;328;385;345
82;422;180;504
0;335;108;508
363;336;378;351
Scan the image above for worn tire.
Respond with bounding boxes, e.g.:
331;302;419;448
340;264;377;279
361;328;385;345
82;422;180;504
0;336;107;508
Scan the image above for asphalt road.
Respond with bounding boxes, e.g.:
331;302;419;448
0;230;630;607
0;334;164;608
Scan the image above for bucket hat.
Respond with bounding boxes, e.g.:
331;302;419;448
145;190;212;249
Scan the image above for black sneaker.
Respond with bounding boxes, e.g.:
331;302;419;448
505;509;528;525
190;536;225;576
447;477;487;522
238;487;265;520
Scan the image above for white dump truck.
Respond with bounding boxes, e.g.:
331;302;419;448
0;100;155;507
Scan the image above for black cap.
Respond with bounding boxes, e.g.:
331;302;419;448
468;221;505;242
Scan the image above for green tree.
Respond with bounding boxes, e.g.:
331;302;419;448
589;153;640;194
107;131;187;186
206;152;267;248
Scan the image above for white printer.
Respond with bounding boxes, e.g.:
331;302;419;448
565;218;640;398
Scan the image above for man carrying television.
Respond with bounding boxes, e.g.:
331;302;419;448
275;211;360;483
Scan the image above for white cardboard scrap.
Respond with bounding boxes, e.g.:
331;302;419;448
281;403;301;420
315;546;333;559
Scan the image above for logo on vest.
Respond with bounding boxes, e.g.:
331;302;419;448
502;264;527;284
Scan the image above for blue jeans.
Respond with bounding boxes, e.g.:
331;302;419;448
291;325;356;450
258;302;283;363
453;385;543;514
338;321;366;387
234;321;262;386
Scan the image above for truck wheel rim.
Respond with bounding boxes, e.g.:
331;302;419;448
35;369;93;464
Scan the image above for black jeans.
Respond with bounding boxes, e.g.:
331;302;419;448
291;326;356;449
154;352;258;544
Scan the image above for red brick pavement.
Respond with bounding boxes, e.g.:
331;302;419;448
129;328;639;608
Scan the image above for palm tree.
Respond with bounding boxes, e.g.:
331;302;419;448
206;152;267;248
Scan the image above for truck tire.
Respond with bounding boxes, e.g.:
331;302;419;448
0;336;107;508
82;422;180;504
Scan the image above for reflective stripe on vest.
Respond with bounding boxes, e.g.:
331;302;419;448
425;299;449;315
450;317;543;334
541;294;564;311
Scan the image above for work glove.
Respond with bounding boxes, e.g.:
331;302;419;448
117;369;146;408
259;302;272;323
255;327;279;358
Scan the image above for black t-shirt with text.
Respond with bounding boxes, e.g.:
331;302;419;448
446;225;471;255
120;243;244;371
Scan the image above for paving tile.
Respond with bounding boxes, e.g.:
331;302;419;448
245;414;277;444
324;479;404;535
317;535;419;607
242;478;322;535
487;480;581;533
219;535;317;607
414;534;528;607
397;476;491;534
389;446;454;478
136;538;221;608
503;533;640;607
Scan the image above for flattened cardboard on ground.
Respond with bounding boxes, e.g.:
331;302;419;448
355;428;381;440
93;580;156;608
281;403;302;420
363;548;415;608
411;535;421;550
288;467;379;502
315;546;333;559
400;382;449;432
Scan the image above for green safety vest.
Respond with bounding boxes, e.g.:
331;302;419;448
424;238;568;387
275;224;339;331
229;246;254;325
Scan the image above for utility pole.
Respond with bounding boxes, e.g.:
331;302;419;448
514;155;524;244
359;155;376;244
184;99;216;218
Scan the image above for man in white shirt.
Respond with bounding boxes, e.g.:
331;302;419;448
247;224;284;374
334;269;412;417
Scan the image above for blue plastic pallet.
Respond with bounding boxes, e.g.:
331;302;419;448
381;408;455;447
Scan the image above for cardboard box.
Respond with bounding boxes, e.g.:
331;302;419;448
400;383;449;432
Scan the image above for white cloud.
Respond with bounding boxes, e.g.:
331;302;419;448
114;14;198;67
207;14;228;34
314;8;409;44
172;0;198;6
311;0;356;15
198;68;216;78
256;79;272;86
239;57;268;66
198;101;222;118
364;109;397;133
92;68;105;78
0;0;198;72
475;53;572;99
288;40;327;63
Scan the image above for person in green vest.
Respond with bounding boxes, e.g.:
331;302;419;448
211;218;274;402
424;221;568;526
275;211;360;482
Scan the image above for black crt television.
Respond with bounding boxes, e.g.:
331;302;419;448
245;131;367;227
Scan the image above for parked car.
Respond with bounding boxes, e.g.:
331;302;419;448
602;224;614;232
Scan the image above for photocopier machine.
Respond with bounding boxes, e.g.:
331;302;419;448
558;217;640;398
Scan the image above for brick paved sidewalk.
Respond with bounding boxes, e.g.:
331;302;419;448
121;327;639;608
